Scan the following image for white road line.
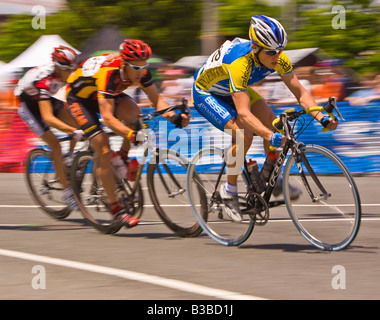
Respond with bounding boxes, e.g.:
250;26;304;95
0;204;190;209
1;204;380;208
0;248;265;300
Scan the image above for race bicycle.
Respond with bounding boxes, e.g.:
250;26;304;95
186;97;361;251
71;100;203;236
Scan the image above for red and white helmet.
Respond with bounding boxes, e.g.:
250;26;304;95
51;45;77;70
119;39;152;61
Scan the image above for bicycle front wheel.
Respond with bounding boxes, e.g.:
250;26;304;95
25;148;71;219
283;144;361;251
147;148;202;237
187;147;254;246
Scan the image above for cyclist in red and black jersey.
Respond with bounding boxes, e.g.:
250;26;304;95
15;46;82;210
66;39;189;227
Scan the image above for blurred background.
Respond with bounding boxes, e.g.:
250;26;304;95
0;0;380;174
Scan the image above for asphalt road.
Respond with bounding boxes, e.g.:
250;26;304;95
0;173;379;302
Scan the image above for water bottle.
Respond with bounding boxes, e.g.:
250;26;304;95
247;159;266;193
126;158;139;181
111;152;127;180
260;151;279;182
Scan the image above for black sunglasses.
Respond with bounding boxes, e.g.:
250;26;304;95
263;48;283;56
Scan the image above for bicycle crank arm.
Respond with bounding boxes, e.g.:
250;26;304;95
168;188;186;198
312;193;331;202
268;200;285;208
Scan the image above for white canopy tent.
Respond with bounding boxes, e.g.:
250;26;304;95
0;35;80;88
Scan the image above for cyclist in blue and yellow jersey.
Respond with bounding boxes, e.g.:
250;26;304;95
192;15;338;222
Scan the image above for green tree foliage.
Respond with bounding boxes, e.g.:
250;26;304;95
0;0;379;74
114;0;202;59
287;0;380;74
218;0;281;39
0;0;201;63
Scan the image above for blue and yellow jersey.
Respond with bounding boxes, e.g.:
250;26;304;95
194;38;293;96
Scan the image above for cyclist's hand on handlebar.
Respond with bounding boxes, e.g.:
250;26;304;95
171;113;190;128
128;130;144;145
72;129;85;141
320;116;339;131
269;132;285;149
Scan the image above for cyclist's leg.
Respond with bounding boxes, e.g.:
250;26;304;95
56;100;80;154
192;86;250;219
192;85;252;183
114;94;142;181
40;130;70;188
89;132;118;204
89;132;139;226
66;98;119;204
114;94;141;156
249;91;302;198
18;101;70;189
67;97;138;224
247;88;276;154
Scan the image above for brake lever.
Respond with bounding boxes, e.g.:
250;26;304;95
181;98;192;118
329;96;345;121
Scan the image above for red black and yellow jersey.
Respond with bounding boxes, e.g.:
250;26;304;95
66;53;153;101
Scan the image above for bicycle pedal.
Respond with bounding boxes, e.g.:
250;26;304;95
39;189;49;195
211;205;222;212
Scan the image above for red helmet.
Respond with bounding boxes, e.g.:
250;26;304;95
52;45;77;70
119;39;152;61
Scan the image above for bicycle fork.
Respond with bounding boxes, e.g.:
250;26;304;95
293;145;331;202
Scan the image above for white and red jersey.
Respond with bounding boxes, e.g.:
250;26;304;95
14;63;66;101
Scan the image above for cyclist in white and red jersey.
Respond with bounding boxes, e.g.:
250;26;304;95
66;39;189;227
192;15;339;221
15;45;82;210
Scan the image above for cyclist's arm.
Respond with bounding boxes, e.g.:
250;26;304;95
98;97;131;138
281;72;338;130
143;84;190;127
38;100;77;135
143;84;172;118
232;90;273;141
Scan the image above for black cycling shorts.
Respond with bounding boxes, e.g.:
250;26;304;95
66;92;131;139
17;96;64;137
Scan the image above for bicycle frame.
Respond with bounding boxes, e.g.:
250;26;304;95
125;101;190;200
209;107;332;217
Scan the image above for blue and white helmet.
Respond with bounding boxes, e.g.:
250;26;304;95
249;15;288;50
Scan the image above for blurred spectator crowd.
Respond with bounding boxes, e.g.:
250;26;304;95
1;59;380;116
253;61;380;107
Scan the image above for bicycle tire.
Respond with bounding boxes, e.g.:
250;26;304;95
187;147;255;246
25;148;71;220
147;148;202;237
283;144;361;251
70;150;123;234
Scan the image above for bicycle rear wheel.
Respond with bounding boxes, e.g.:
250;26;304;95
187;147;255;246
283;144;361;251
25;148;71;219
147;148;202;237
71;150;136;234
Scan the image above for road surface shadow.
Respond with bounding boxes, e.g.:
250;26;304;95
239;243;377;253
